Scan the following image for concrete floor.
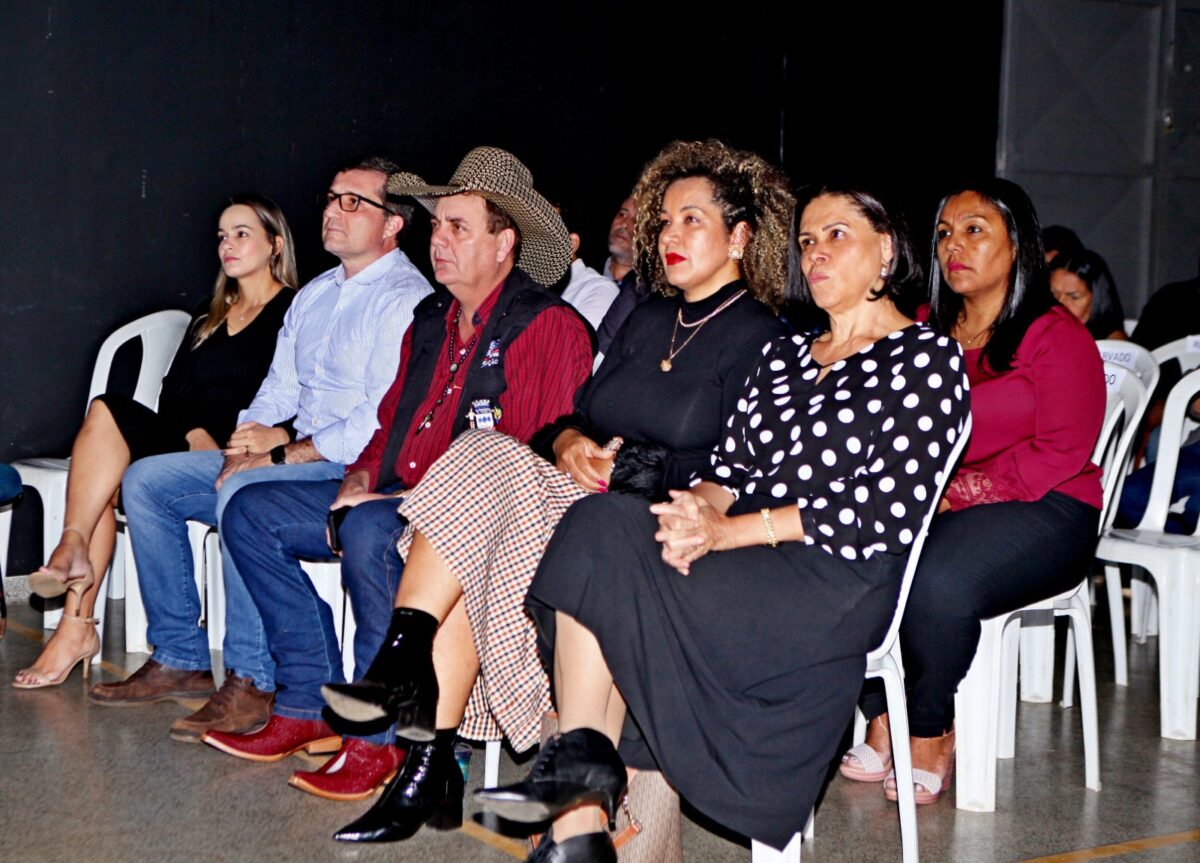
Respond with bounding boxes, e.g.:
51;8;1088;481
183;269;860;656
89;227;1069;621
0;584;1197;863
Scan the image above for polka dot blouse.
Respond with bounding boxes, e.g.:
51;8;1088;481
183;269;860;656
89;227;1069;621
694;324;971;560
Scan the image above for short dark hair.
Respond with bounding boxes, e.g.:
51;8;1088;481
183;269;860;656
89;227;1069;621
787;184;921;310
1049;248;1125;338
929;178;1054;373
335;154;413;234
482;197;523;263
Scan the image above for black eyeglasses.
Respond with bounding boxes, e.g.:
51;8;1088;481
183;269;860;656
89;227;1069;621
324;191;393;214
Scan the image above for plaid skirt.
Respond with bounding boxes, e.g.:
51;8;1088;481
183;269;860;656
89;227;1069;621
396;429;589;751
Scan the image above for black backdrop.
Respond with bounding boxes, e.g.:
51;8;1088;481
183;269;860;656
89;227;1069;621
0;2;1002;571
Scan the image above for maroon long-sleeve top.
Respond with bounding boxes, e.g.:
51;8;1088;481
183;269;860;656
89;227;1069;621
945;306;1104;510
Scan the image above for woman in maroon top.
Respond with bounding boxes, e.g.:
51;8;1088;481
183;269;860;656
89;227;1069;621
842;178;1104;804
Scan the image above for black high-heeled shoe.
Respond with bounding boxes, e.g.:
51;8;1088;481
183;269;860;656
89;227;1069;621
475;728;627;827
528;831;617;862
321;608;438;742
332;730;464;843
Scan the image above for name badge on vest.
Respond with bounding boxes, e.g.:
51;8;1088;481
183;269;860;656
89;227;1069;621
467;399;502;430
480;339;502;368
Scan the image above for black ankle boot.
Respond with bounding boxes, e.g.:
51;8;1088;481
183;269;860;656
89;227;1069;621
528;831;617;862
475;728;627;827
321;607;439;741
333;729;463;843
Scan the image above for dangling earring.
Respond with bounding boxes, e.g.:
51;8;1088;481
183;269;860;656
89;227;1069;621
879;264;889;278
729;247;744;261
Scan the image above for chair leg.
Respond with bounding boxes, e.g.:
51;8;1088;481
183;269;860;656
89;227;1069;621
484;739;501;789
1018;613;1055;703
1131;570;1150;643
955;616;1005;812
998;613;1021;759
752;834;802;863
1145;582;1159;637
1061;626;1077;709
1104;564;1128;686
123;523;149;654
1065;595;1101;791
880;662;919;863
1156;564;1200;740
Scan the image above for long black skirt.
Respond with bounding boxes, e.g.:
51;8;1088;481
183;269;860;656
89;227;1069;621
527;492;906;851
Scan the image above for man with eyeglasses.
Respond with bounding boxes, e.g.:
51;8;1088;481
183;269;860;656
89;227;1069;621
90;157;432;741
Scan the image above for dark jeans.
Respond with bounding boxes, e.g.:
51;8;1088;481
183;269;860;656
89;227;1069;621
1115;440;1200;533
223;481;407;745
862;492;1099;736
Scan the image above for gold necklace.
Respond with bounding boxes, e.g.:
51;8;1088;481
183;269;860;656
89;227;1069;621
660;289;747;372
955;319;994;346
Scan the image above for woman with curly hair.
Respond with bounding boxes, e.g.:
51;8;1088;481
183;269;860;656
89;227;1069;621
318;140;794;845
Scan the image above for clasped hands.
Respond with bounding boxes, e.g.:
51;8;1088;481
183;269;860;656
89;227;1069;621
651;489;732;576
215;421;289;490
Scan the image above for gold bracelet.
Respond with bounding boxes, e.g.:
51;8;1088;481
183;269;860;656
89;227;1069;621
760;508;779;548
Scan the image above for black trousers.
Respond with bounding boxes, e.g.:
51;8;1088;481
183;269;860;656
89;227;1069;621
862;491;1099;737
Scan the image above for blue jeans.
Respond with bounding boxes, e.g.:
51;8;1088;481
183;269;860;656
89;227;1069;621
1116;440;1200;533
223;482;407;744
121;451;344;691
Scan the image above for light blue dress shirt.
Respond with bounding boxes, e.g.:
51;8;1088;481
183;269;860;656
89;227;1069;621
239;248;432;465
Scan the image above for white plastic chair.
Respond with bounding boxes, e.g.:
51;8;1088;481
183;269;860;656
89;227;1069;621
1018;343;1158;698
12;310;191;660
752;415;973;863
955;368;1133;812
1123;318;1138;338
1125;336;1200;643
1094;366;1200;740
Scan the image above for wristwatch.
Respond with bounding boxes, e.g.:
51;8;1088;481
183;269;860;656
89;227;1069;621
270;444;288;465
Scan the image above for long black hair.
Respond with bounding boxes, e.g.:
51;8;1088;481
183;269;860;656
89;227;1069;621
928;178;1054;373
1049;248;1126;339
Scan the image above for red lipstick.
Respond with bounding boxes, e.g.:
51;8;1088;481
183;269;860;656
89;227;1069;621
665;253;686;266
948;261;969;272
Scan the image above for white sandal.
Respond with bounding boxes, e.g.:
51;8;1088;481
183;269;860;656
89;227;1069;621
839;742;893;782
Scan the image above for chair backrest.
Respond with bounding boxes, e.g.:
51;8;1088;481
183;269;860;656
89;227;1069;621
86;310;192;412
1096;340;1160;398
1134;366;1200;534
1150;335;1200;376
868;413;972;662
1124;318;1139;338
1094;362;1148;532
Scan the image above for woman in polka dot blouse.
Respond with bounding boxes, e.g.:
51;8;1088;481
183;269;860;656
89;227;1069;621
476;187;970;858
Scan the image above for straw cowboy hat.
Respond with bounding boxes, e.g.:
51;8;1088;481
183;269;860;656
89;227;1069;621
387;146;571;287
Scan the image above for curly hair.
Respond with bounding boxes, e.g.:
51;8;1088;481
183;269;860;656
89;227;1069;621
631;140;794;310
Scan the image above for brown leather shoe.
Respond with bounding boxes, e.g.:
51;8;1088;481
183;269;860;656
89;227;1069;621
170;673;274;743
89;658;215;706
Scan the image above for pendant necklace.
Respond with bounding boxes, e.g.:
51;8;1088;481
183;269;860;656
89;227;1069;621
417;306;478;433
661;289;747;372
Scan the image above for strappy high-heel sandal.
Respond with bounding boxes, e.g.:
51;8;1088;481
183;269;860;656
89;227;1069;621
27;528;95;600
12;612;101;689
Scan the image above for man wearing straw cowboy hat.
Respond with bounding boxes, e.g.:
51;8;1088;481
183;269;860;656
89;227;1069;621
203;147;594;801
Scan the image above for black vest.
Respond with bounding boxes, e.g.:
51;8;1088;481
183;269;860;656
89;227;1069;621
375;268;589;490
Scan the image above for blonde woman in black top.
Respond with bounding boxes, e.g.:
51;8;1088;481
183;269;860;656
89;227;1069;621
15;193;296;689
